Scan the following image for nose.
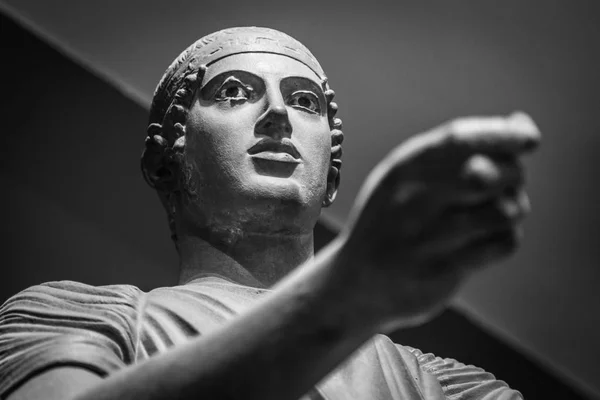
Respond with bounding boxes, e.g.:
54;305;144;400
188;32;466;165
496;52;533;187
254;89;292;139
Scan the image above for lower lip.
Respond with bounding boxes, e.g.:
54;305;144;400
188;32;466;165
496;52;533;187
250;152;301;164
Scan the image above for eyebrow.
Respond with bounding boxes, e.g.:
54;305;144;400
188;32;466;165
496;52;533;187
280;76;325;99
202;70;259;87
201;70;324;96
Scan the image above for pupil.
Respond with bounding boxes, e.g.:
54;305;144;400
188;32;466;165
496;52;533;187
298;97;310;108
226;87;239;97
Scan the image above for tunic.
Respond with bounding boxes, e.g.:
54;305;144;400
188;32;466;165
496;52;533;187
0;278;522;399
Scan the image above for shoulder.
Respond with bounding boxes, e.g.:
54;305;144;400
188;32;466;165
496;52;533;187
63;280;143;297
0;280;145;350
1;280;144;324
3;280;143;303
0;281;145;398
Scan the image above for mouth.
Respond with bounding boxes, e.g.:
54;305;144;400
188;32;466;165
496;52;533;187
247;139;302;164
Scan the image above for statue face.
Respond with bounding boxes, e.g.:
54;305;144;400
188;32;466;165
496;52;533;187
181;53;332;234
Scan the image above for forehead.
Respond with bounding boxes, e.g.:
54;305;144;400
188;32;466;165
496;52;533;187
202;53;323;86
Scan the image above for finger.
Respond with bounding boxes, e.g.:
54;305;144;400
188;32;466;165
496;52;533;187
441;111;541;157
415;190;530;256
463;154;524;189
453;154;524;204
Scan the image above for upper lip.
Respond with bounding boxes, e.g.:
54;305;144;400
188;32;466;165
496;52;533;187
247;139;301;160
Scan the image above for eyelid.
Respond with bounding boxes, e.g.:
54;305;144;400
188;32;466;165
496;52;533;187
215;76;254;97
288;90;322;113
291;89;318;97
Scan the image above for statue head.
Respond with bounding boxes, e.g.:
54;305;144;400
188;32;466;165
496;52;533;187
141;27;344;248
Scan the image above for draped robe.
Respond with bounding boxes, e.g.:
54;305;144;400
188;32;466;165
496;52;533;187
0;278;522;399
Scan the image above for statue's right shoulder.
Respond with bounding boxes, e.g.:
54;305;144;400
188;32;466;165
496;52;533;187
1;280;144;313
0;280;145;397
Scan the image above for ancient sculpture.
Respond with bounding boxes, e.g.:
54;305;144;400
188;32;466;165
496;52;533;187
0;27;540;400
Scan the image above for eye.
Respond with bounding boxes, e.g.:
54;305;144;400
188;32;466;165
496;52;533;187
215;78;253;102
288;91;321;114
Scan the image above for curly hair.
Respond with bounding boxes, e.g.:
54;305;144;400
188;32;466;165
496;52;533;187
141;27;344;246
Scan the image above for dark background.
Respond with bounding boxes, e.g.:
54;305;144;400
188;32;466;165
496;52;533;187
1;2;599;399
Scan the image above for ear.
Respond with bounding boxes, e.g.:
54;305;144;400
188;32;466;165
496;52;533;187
322;165;340;207
323;86;343;208
141;125;183;193
323;125;343;208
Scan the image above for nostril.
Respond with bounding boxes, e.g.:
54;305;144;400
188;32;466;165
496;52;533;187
264;121;272;129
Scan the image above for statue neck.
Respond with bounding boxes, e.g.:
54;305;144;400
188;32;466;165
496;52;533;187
177;230;314;288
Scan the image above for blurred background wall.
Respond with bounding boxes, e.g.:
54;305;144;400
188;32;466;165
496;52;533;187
0;1;599;399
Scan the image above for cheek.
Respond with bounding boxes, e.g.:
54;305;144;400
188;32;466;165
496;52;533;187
302;120;332;167
185;105;256;173
293;117;332;187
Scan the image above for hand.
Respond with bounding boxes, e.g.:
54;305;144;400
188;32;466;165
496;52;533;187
336;112;541;330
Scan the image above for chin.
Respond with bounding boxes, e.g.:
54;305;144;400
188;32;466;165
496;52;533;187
248;175;307;203
244;175;324;218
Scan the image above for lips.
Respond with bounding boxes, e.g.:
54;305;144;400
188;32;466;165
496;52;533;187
247;139;302;163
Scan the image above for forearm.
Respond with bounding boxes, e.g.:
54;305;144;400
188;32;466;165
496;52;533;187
74;238;380;400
